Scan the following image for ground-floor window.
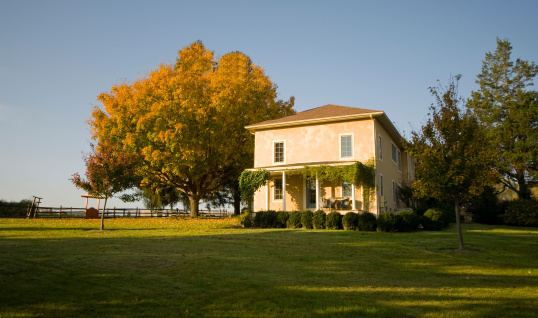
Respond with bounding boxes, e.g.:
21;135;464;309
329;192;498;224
274;179;283;200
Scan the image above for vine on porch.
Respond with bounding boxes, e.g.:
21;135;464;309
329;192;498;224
238;169;270;212
238;160;375;212
287;160;375;189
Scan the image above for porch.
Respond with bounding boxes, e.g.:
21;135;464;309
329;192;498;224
252;162;370;213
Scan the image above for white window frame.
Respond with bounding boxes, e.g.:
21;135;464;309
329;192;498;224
273;140;286;165
273;179;283;201
378;136;383;160
339;133;354;159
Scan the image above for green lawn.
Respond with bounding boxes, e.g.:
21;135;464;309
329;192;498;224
0;218;536;317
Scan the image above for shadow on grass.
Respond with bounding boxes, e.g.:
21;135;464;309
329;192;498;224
0;224;537;317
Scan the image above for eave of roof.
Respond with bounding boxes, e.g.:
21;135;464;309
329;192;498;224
245;104;406;148
245;104;383;131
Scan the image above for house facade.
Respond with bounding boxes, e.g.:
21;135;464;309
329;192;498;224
245;104;415;217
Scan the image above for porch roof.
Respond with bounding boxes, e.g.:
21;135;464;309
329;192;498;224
247;160;357;172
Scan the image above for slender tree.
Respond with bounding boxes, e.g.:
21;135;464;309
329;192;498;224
405;76;497;249
90;42;294;217
468;38;538;199
71;143;140;230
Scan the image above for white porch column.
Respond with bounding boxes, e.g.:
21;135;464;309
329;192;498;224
282;171;287;212
352;184;357;210
266;183;270;211
315;177;320;210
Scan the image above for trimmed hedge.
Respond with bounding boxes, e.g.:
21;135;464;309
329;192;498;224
253;210;279;228
377;212;396;232
503;199;538;227
301;210;314;229
276;212;289;228
326;211;343;230
342;212;359;230
394;209;419;232
313;210;326;229
287;211;302;228
358;212;377;231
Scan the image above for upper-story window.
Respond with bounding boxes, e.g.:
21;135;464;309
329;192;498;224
391;143;397;163
274;141;285;164
340;134;353;158
397;150;402;171
378;136;383;160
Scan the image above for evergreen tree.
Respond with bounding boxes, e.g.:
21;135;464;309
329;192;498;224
468;38;538;199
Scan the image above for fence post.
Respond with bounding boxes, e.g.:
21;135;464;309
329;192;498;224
59;205;63;218
113;206;116;218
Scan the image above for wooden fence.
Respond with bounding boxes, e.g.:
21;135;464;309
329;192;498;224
0;204;231;219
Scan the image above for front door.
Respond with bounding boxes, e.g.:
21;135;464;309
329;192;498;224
306;178;316;209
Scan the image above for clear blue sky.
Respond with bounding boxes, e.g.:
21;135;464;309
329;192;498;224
1;0;537;209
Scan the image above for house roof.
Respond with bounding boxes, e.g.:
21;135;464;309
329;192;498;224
245;104;405;148
245;104;383;131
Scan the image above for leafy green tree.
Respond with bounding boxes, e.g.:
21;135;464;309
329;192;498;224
71;143;140;230
468;38;538;199
405;76;497;249
91;42;294;217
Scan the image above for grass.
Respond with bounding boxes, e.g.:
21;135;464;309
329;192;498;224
0;218;537;317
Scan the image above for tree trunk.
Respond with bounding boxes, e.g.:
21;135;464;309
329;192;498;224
101;196;108;231
515;171;531;200
233;188;241;216
189;196;199;218
455;199;465;250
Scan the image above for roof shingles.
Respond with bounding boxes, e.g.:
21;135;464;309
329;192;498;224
246;104;382;130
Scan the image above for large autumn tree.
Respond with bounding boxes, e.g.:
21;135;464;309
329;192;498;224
468;38;538;199
405;76;497;250
90;42;294;217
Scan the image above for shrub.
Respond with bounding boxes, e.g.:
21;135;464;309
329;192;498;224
253;210;278;228
301;210;314;229
394;209;419;232
287;211;302;228
468;186;502;224
503;199;538;227
358;212;377;231
240;211;253;228
312;210;326;229
342;212;359;230
326;211;342;230
276;212;289;228
422;208;447;231
377;212;396;232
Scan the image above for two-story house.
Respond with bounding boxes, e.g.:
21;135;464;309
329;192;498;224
245;104;415;217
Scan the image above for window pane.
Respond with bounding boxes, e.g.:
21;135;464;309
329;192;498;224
342;182;352;198
392;144;397;162
378;136;382;160
274;142;284;163
397;151;402;171
274;179;283;200
341;135;352;157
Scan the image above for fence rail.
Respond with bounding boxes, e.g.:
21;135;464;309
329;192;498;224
0;204;230;219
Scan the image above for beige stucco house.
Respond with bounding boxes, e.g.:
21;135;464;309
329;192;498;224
245;104;415;217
